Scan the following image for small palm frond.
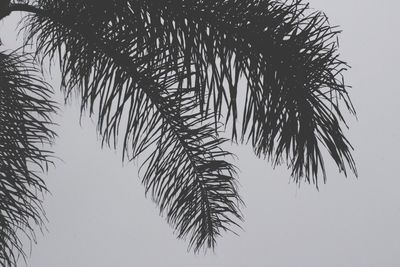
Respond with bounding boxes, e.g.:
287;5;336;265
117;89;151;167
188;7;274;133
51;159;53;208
140;91;243;251
0;50;56;266
22;0;242;251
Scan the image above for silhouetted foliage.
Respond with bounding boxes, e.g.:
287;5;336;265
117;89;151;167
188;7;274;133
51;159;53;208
0;51;56;266
0;0;356;265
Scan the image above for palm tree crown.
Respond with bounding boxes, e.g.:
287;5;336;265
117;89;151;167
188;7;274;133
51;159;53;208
0;0;356;266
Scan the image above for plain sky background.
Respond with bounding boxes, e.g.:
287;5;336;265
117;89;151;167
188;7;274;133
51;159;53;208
1;0;400;266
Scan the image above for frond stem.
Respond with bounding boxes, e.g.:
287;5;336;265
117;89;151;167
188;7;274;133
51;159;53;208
9;3;41;16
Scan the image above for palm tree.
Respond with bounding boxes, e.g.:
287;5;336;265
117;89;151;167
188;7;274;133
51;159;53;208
0;0;357;266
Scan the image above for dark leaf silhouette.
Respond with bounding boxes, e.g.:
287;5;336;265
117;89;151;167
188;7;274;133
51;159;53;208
0;50;56;266
21;0;244;253
0;0;357;264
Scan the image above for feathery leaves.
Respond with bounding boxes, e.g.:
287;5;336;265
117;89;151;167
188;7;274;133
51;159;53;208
0;0;357;256
20;0;356;186
21;0;243;251
0;50;56;266
123;0;357;184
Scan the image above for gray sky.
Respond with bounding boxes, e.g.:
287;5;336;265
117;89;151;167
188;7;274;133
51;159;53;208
1;0;400;266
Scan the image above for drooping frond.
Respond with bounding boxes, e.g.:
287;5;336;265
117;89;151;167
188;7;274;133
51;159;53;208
21;0;243;251
140;91;243;251
127;0;357;185
0;50;56;267
9;0;357;252
18;0;356;187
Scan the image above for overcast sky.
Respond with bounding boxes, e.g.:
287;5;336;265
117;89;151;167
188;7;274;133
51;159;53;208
1;0;400;266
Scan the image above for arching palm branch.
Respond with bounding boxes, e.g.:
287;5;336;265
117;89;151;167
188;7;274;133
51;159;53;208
0;0;357;265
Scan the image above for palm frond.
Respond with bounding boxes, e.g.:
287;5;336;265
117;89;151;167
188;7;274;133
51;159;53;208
21;0;242;251
140;90;243;251
129;0;357;185
21;0;356;186
0;50;56;267
10;0;357;252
